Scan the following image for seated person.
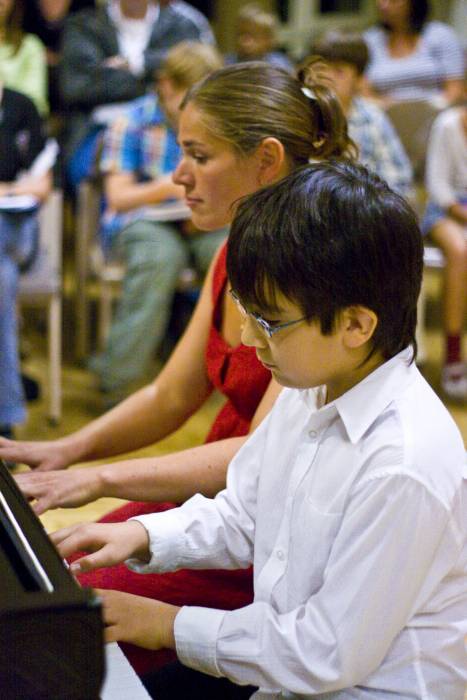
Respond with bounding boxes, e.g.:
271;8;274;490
59;0;215;189
225;2;294;73
21;0;96;113
0;87;54;439
421;105;467;401
54;161;467;699
89;41;225;398
362;0;465;107
310;30;413;198
0;0;48;116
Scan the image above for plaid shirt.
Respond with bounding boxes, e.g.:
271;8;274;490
348;97;413;198
99;93;180;250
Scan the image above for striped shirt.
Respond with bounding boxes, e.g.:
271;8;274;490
364;21;465;103
348;97;413;197
99;93;180;250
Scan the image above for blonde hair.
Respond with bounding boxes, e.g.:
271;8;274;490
182;61;357;165
159;41;223;90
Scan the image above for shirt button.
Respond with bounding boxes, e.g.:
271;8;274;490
276;549;285;561
308;429;318;440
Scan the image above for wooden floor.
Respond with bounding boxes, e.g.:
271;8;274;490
14;266;466;534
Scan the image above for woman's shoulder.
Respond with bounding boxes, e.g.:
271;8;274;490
422;20;461;43
363;26;385;44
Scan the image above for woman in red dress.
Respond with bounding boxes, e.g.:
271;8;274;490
2;61;355;674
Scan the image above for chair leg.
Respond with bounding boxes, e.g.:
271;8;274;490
416;274;427;365
98;281;114;350
48;295;62;424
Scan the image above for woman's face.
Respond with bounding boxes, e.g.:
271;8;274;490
173;103;264;231
377;0;411;29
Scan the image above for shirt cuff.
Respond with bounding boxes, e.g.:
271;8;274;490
175;606;226;677
125;510;188;573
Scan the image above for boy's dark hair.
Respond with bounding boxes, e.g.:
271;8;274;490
227;161;424;361
309;30;369;75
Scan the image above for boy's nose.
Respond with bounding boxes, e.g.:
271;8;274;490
241;316;268;349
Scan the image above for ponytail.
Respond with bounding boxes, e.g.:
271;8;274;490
297;56;357;160
182;61;356;167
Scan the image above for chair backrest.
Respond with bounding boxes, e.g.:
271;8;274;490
386;100;442;182
19;190;63;297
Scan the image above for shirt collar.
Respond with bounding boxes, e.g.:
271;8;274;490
108;1;159;27
299;347;417;444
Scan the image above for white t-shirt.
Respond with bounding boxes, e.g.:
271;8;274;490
108;0;159;76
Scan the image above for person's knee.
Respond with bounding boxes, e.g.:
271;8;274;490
121;221;187;273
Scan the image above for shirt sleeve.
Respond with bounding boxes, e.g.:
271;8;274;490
18;94;47;171
425;112;457;209
20;35;49;117
367;108;413;197
175;474;462;694
100;117;141;175
427;23;465;80
126;412;270;574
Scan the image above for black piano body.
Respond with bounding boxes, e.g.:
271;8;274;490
0;460;105;699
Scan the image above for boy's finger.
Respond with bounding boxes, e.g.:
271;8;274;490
69;545;116;574
49;523;83;544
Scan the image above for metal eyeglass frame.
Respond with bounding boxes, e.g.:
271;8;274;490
229;289;306;338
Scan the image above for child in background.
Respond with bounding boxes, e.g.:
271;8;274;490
310;29;413;198
89;42;225;397
422;105;467;401
225;2;293;73
53;161;466;700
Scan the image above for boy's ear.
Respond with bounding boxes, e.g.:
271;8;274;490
255;137;287;186
342;306;378;348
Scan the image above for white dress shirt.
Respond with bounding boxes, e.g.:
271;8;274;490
129;348;467;699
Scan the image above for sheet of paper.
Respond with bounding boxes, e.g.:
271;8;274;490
0;194;39;212
101;642;151;700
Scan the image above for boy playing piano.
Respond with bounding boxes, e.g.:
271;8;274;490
52;161;467;699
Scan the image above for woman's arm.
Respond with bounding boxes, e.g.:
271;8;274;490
15;380;282;513
1;247;225;471
5;171;53;202
104;171;184;212
442;79;465;107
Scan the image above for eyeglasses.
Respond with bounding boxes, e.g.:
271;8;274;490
229;289;306;338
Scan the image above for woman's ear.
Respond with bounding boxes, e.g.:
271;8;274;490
255;137;287;186
342;306;378;349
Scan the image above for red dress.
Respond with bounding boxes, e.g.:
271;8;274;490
75;242;271;675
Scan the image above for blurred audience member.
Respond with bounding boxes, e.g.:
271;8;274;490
422;105;467;401
89;42;225;398
22;0;96;112
159;1;214;43
0;0;48;116
363;0;465;107
309;31;413;197
59;0;214;189
0;85;54;439
225;2;293;73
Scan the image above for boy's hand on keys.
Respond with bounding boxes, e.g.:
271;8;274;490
50;521;150;573
98;589;179;650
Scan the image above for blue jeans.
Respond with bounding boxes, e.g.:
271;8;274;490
0;212;39;425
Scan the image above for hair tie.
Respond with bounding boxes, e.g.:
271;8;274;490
301;86;317;101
